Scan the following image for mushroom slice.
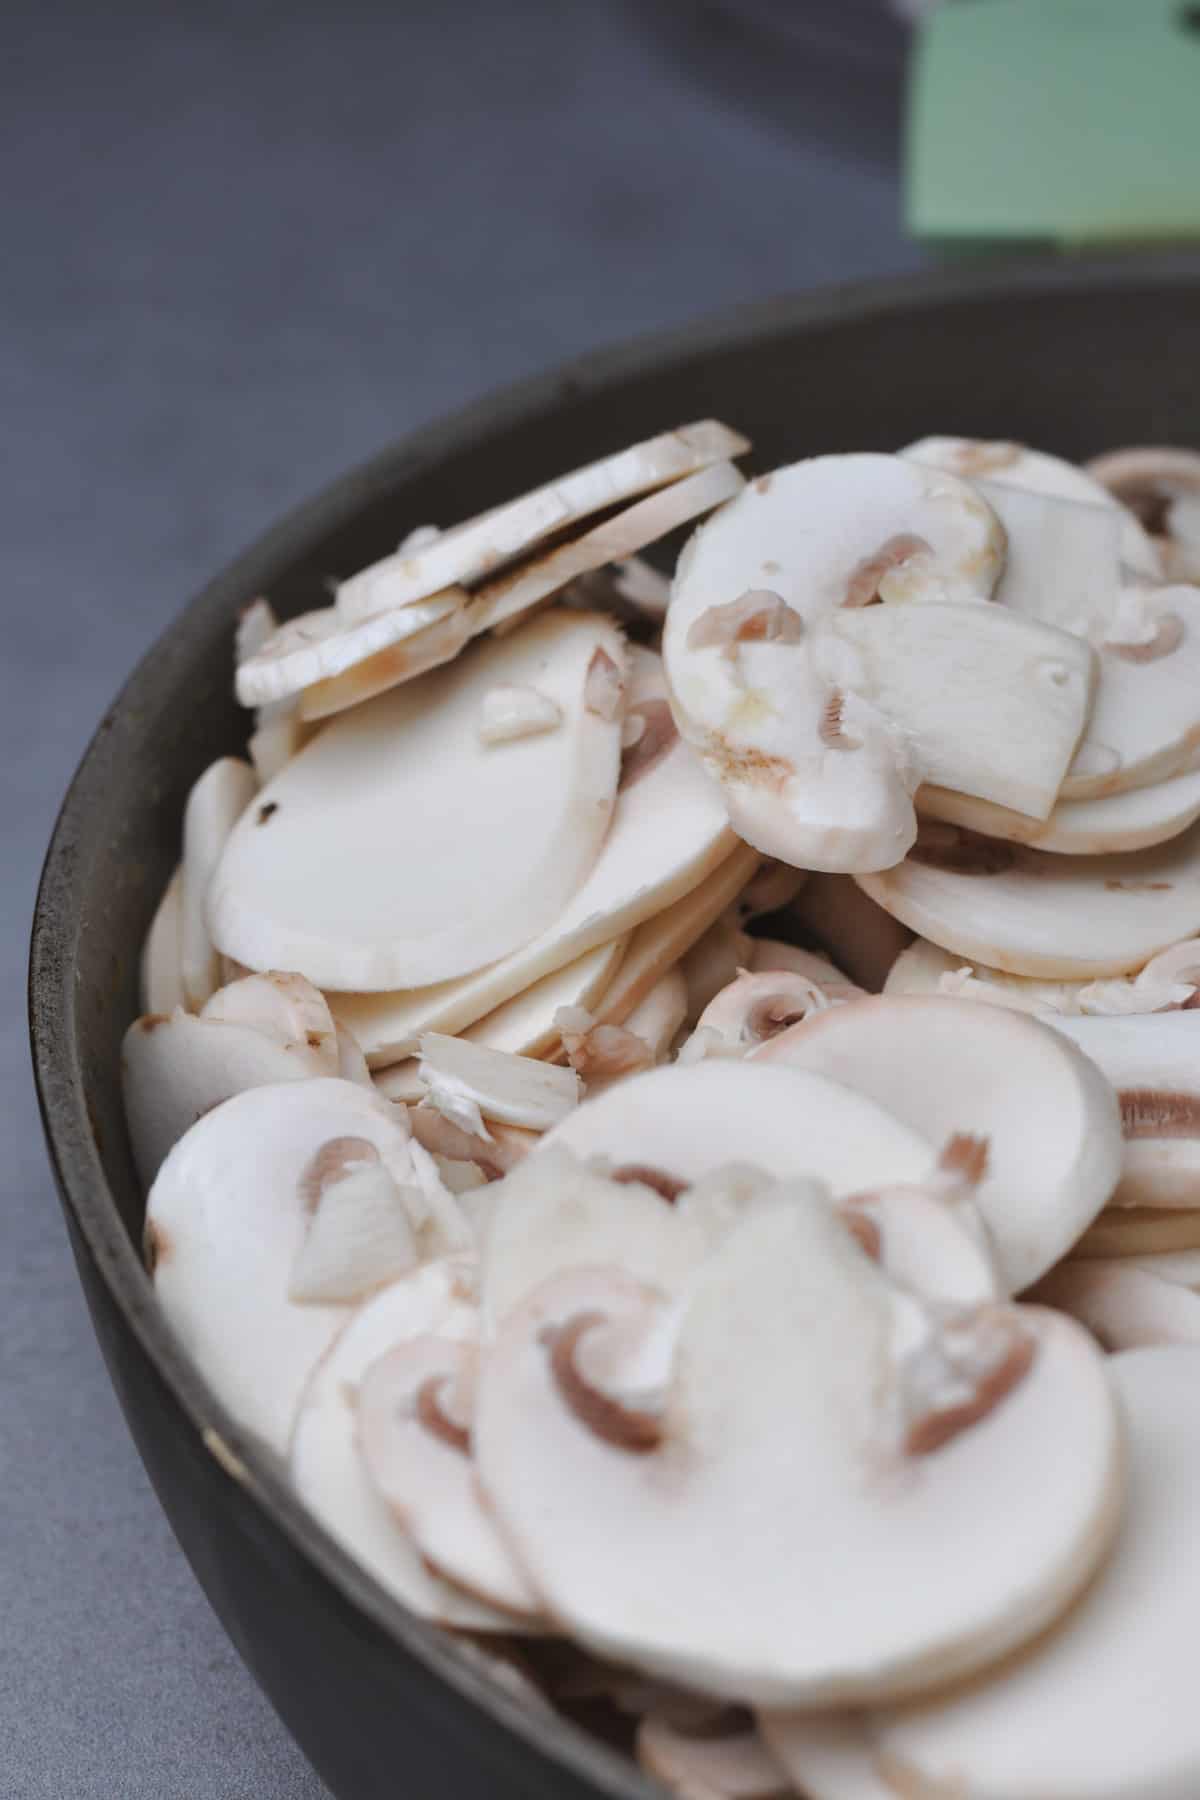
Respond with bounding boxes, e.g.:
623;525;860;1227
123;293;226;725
333;1021;373;1088
235;591;463;709
289;1261;508;1629
681;917;755;1024
918;761;1200;856
181;757;258;1010
969;476;1124;635
1124;1247;1200;1289
841;1171;999;1309
467;459;745;638
416;1034;580;1135
121;1008;323;1186
279;643;734;1058
236;600;311;784
746;939;865;1001
297;603;475;722
751;995;1123;1292
636;1712;793;1799
476;682;562;745
146;1078;452;1453
788;874;914;993
885;936;1086;1016
476;1202;1122;1706
141;866;185;1015
1075;1206;1200;1258
765;1347;1200;1800
618;967;688;1063
691;970;844;1059
1031;1263;1200;1350
357;1336;543;1622
541;1060;936;1196
1046;1013;1200;1211
408;1109;536;1184
1086;445;1200;545
857;817;1200;979
464;937;628;1059
209;611;626;991
901;435;1161;578
335;421;749;620
200;969;339;1072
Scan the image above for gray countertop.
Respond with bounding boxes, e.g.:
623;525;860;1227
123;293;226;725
2;2;919;1792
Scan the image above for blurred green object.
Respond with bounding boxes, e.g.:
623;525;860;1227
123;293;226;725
907;0;1200;249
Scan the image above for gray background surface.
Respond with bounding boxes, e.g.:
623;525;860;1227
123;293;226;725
2;2;919;1792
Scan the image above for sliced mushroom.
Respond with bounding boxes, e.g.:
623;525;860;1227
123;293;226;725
787;873;914;993
333;1020;373;1088
145;1078;458;1452
842;1168;1000;1310
140;866;185;1015
636;1711;793;1799
764;1347;1200;1800
919;760;1200;857
335;422;749;621
235;590;465;718
681;916;755;1024
200;969;339;1072
475;1202;1121;1706
181;757;258;1010
357;1335;544;1622
322;646;736;1063
541;1060;936;1196
1075;1206;1200;1258
464;937;629;1059
210;612;627;991
289;1260;509;1628
476;682;563;745
416;1034;581;1135
745;940;865;1001
287;1159;419;1305
857;817;1200;978
617;967;688;1063
1124;1247;1200;1289
236;599;311;783
885;933;1200;1020
1031;1262;1200;1350
1086;445;1200;547
751;995;1123;1292
408;1108;536;1183
1046;1013;1200;1211
691;970;843;1059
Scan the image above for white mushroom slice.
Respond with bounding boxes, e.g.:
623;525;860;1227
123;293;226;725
121;1008;322;1187
145;1078;447;1453
417;1034;580;1135
681;916;755;1024
765;1347;1200;1800
902;435;1161;578
289;1262;507;1629
476;682;562;745
607;554;672;618
181;757;258;1010
619;968;688;1063
287;1160;418;1304
464;937;628;1059
356;1335;543;1622
636;1712;793;1799
236;598;310;779
970;476;1124;635
468;460;745;638
1031;1262;1200;1350
1075;1206;1200;1258
333;1021;373;1088
235;591;463;709
751;995;1123;1292
885;936;1084;1016
200;969;339;1072
782;874;910;994
1124;1247;1200;1289
1086;445;1200;548
919;760;1200;856
331;645;735;1060
857;818;1200;979
1046;1013;1200;1212
210;612;626;991
542;1060;935;1196
371;1060;426;1107
476;1202;1121;1706
408;1109;536;1184
335;422;749;621
141;866;186;1015
746;939;864;999
844;1168;999;1310
298;603;474;722
692;970;842;1059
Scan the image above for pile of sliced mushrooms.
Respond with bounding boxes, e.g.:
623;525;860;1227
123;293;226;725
129;427;1200;1797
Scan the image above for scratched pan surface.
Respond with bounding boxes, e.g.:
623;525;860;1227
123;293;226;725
29;254;1200;1799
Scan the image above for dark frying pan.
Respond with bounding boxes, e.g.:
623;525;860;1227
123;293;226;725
29;253;1200;1799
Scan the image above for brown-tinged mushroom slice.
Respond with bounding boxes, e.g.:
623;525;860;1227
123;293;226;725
356;1335;544;1623
1030;1263;1200;1350
407;1109;537;1184
200;969;339;1072
636;1711;794;1799
326;646;737;1063
541;1060;935;1196
475;1202;1121;1706
140;865;185;1015
764;1347;1200;1800
787;874;914;993
918;761;1200;857
751;996;1123;1292
181;757;258;1010
289;1261;510;1629
209;612;626;991
335;422;749;621
145;1078;462;1453
857;817;1200;979
463;937;629;1059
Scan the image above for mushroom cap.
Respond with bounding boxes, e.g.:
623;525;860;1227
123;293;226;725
121;1007;321;1187
540;1060;936;1196
357;1335;544;1622
336;421;749;622
200;969;339;1072
751;995;1124;1292
857;818;1200;979
1032;1262;1200;1351
475;1203;1122;1706
289;1261;508;1629
209;611;626;991
234;591;464;710
464;937;628;1059
140;865;185;1015
918;760;1200;857
765;1347;1200;1800
146;1077;455;1453
788;873;914;994
326;645;736;1062
181;757;258;1010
